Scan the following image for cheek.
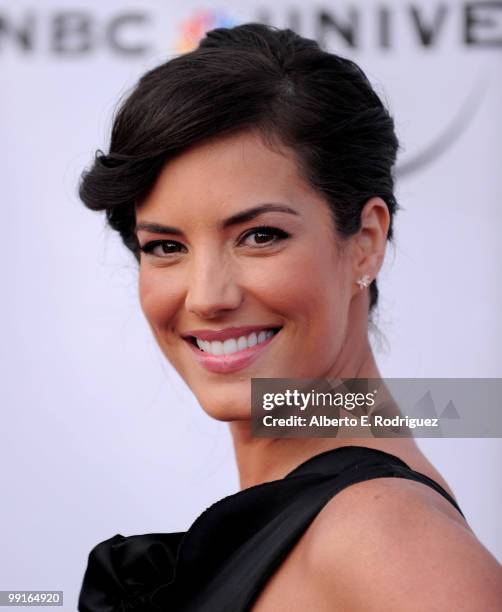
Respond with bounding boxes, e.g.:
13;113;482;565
268;245;350;363
261;243;346;318
138;268;181;337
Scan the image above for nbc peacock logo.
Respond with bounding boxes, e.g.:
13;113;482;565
175;9;239;53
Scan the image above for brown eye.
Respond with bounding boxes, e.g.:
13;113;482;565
240;226;290;247
139;240;186;257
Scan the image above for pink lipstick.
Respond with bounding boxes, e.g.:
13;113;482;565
184;328;281;374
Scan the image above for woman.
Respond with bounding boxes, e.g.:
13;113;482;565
78;23;502;612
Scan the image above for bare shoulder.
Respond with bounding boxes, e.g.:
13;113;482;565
303;477;502;612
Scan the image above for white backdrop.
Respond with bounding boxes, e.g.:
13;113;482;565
1;0;501;609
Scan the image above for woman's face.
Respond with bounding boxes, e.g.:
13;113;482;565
136;129;368;421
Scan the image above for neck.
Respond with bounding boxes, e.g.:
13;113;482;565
229;338;417;491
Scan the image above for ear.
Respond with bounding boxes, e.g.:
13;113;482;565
350;197;390;295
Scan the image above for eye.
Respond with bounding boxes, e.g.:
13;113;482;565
239;226;290;247
139;240;186;258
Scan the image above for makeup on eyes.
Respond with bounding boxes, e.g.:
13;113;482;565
139;225;291;257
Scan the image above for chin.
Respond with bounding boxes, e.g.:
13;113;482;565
195;389;251;422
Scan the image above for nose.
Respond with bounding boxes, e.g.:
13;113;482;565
184;251;243;319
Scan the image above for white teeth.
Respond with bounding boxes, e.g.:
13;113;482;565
195;329;277;356
237;336;248;351
223;338;238;355
208;340;223;355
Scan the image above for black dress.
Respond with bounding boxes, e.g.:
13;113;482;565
78;445;464;612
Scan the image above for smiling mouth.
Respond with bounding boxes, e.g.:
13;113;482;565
186;327;282;356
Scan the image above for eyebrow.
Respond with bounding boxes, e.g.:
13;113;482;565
134;203;300;236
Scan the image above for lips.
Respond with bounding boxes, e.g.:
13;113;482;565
184;327;281;374
181;324;281;342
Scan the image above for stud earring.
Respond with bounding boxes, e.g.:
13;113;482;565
356;274;371;289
